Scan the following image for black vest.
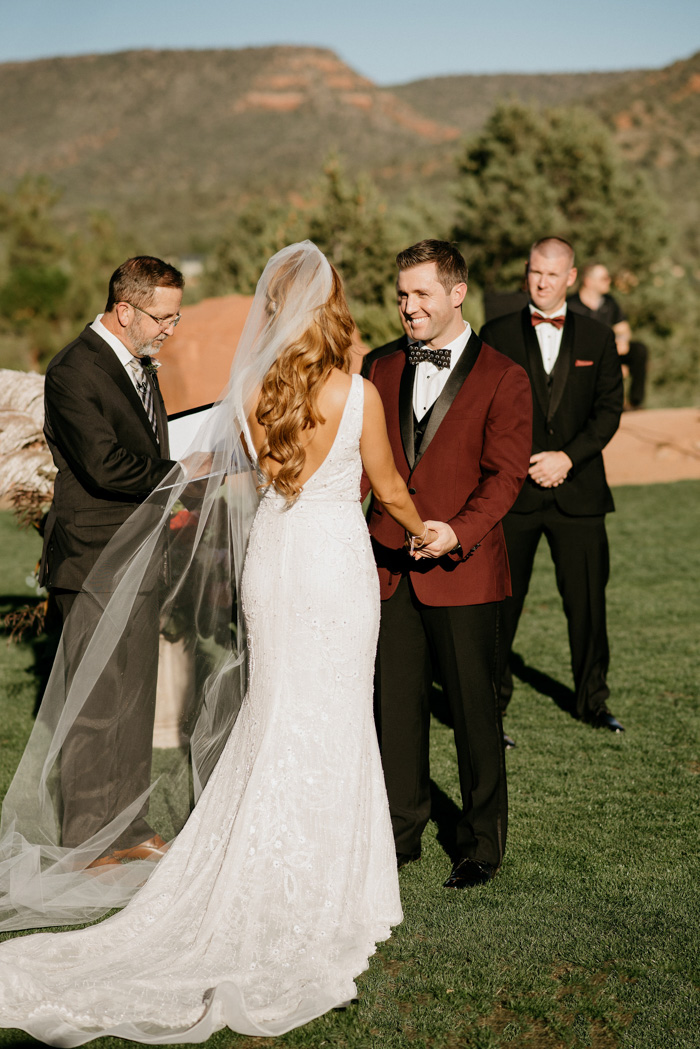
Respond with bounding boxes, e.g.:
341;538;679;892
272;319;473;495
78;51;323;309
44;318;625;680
534;344;563;408
413;402;435;451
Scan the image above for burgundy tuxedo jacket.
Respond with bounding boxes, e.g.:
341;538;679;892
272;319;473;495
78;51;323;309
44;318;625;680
364;332;532;607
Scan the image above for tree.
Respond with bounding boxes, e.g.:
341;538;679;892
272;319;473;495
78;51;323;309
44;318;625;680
305;156;406;345
452;102;669;289
0;177;125;370
452;102;700;404
204;198;305;298
205;157;406;346
304;156;396;305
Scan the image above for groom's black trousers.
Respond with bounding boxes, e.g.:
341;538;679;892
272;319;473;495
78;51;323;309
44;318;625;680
374;575;507;869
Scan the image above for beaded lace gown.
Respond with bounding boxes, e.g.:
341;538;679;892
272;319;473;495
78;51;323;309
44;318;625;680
0;374;402;1045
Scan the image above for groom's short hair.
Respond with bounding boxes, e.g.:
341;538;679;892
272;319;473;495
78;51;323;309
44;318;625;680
105;256;185;312
396;240;468;293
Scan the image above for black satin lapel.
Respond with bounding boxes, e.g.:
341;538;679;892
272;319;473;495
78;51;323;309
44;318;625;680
399;354;416;469
547;315;574;421
92;341;160;450
521;309;550;419
413;332;482;468
93;341;142;412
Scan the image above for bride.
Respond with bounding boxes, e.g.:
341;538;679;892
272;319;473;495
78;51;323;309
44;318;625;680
0;242;430;1043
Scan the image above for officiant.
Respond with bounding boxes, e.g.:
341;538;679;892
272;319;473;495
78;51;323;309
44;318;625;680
39;256;183;864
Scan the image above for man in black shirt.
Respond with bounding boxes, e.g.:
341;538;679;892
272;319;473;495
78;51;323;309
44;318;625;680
614;321;648;409
567;263;626;330
569;264;647;408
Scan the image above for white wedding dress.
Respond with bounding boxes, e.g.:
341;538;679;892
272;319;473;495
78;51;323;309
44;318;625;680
0;373;402;1045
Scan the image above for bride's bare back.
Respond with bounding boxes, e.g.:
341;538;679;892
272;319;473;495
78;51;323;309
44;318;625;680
247;366;425;540
247;369;354;488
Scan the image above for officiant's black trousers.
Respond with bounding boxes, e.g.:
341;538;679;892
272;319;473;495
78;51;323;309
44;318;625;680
52;587;159;850
374;576;507;869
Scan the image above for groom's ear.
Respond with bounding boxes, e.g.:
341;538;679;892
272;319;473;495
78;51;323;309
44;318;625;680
451;282;468;309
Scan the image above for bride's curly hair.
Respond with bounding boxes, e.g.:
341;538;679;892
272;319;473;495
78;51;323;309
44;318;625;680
256;262;355;503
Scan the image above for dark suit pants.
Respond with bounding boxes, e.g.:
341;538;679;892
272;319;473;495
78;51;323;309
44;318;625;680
622;341;648;408
52;587;160;850
500;500;611;719
374;576;506;869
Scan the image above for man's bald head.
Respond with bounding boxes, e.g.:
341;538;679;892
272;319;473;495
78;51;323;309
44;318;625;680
530;237;575;269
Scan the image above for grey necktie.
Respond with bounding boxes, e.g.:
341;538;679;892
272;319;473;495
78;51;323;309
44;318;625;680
129;358;159;441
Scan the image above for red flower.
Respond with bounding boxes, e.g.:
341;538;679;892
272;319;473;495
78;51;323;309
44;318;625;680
170;509;199;531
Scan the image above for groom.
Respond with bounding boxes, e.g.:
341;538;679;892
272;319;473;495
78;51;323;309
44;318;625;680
363;240;532;887
40;256;183;863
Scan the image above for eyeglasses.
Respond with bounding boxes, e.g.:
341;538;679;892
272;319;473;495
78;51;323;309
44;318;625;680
122;302;182;331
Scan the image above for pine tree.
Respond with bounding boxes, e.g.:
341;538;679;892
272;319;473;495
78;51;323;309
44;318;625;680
453;102;668;289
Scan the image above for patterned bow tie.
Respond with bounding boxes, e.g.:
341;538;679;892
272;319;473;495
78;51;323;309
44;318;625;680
531;312;566;330
408;344;452;369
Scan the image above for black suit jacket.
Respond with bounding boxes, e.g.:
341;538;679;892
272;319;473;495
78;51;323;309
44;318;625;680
480;308;623;516
40;324;177;591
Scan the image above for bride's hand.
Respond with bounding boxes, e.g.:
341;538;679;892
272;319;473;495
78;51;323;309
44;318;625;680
407;524;438;558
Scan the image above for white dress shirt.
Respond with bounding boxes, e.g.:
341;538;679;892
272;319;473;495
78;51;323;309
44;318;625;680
528;303;567;375
90;315;143;393
412;322;472;421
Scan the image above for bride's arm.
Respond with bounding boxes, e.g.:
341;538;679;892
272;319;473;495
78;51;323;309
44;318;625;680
360;379;427;541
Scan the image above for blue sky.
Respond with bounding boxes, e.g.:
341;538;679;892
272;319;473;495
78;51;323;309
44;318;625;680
3;0;699;84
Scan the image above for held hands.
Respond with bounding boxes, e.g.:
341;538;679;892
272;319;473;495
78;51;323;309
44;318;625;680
409;520;459;559
529;451;572;489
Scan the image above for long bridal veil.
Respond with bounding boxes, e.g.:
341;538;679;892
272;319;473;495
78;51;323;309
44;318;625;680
0;242;335;932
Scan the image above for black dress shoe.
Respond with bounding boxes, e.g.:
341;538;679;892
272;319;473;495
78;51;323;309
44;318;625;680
588;708;625;732
503;732;516;749
397;851;421;869
443;857;497;888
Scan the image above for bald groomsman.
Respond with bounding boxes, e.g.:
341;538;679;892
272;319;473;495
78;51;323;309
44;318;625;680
481;238;624;734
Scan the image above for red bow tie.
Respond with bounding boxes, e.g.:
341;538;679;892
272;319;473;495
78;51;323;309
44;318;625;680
531;312;565;330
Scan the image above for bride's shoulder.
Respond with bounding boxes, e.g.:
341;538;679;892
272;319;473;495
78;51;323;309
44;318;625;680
358;378;387;435
321;368;353;406
360;376;381;407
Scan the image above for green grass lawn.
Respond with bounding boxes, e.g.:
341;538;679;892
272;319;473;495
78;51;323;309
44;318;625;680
0;483;698;1049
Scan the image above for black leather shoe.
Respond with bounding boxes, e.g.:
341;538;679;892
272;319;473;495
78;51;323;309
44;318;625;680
503;732;516;749
588;709;625;733
443;857;497;888
397;851;421;869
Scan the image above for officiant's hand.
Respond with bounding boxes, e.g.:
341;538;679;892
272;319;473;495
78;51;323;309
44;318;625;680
412;520;458;559
181;451;214;479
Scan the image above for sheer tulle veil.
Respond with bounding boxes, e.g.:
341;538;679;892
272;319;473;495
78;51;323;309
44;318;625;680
0;241;335;931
